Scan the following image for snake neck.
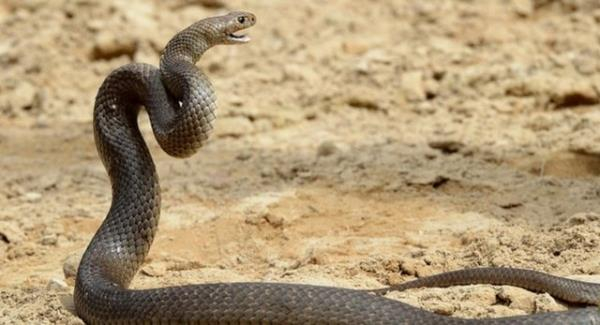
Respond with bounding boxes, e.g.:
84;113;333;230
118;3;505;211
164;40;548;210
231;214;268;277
158;22;215;100
160;32;210;67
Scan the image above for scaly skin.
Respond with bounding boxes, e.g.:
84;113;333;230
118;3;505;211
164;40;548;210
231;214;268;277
74;11;600;324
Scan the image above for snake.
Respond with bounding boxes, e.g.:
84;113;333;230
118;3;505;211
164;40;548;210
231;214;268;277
73;11;600;324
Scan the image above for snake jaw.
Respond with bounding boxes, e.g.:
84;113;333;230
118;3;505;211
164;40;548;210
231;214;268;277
221;11;256;44
227;32;251;43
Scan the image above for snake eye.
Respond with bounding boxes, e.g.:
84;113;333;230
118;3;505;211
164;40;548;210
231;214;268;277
237;16;246;24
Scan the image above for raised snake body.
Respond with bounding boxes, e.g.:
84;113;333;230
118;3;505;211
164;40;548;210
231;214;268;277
73;11;600;324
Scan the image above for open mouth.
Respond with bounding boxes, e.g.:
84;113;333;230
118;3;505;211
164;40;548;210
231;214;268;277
227;32;250;43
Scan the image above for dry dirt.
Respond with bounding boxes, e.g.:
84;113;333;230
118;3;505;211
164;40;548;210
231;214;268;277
2;0;600;323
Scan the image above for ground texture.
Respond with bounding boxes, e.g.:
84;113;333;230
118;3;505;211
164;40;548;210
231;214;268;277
1;0;600;323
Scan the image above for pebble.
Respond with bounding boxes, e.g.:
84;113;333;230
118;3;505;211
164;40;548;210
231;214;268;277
342;41;370;55
192;0;226;8
46;278;69;292
41;234;58;246
92;31;137;60
496;286;536;313
400;71;426;102
346;91;381;111
0;221;25;244
565;212;599;225
492;193;524;209
316;141;339;157
8;81;40;112
399;258;422;276
244;206;269;225
264;213;284;228
239;192;294;225
22;191;42;203
427;301;455;316
550;80;598;109
512;0;534;17
406;171;449;187
63;251;83;281
469;286;498;306
140;263;167;277
428;140;465;154
534;293;564;313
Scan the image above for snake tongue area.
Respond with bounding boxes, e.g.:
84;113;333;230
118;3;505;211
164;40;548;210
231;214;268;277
228;32;250;43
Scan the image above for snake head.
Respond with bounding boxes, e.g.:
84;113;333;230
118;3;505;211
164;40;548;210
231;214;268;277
219;11;256;44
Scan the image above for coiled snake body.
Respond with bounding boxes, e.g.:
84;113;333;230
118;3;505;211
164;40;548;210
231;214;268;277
74;11;600;324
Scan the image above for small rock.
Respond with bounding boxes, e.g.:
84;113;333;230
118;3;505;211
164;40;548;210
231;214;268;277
215;116;254;138
401;71;426;102
244;206;269;225
92;31;137;60
534;293;564;313
236;152;252;161
565;212;599;225
86;19;104;32
317;141;339;157
469;286;498;306
0;221;25;244
238;191;295;225
428;301;455;316
355;58;370;74
22;191;42;203
354;49;392;74
386;272;405;286
41;234;58;246
7;242;36;259
492;193;524;209
497;286;536;313
141;263;167;277
6;81;41;112
37;172;60;191
63;251;83;281
346;90;381;111
512;0;534;17
190;0;225;8
428;140;464;154
265;213;284;228
550;80;599;109
342;41;370;55
399;259;421;276
406;171;449;188
46;278;69;292
424;79;439;99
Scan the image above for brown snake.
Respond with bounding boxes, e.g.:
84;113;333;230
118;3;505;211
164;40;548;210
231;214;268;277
73;11;600;324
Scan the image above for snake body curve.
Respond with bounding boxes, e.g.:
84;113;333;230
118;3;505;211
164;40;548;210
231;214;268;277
73;11;600;324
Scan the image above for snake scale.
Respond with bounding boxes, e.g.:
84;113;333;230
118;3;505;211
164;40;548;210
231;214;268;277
73;11;600;324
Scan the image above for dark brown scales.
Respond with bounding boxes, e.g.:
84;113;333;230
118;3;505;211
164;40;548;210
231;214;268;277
74;12;600;325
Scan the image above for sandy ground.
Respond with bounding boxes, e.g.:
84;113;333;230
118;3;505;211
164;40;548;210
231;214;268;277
1;0;600;323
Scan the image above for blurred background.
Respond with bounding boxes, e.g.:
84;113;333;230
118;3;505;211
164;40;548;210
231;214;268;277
1;0;600;323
